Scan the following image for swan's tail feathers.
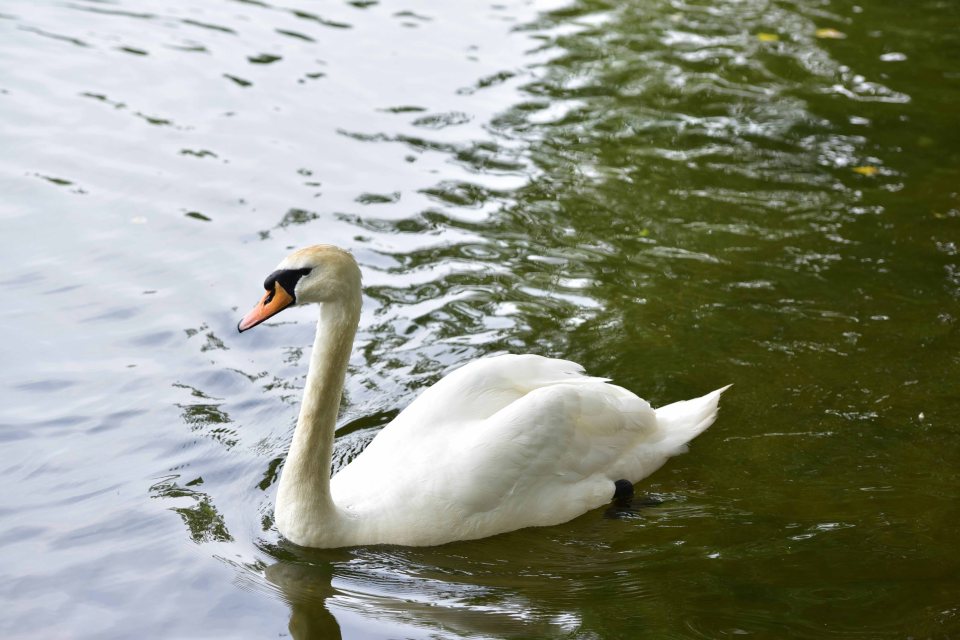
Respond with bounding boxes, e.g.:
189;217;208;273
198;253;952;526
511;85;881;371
654;385;731;455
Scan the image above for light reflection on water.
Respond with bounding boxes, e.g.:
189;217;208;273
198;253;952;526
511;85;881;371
2;0;959;637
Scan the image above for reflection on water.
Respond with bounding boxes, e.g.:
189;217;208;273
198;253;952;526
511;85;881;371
150;475;233;544
2;0;959;637
261;544;585;639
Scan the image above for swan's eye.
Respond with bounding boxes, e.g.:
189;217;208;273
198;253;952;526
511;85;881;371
263;268;312;300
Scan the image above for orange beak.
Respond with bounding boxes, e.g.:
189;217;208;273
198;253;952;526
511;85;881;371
238;285;295;332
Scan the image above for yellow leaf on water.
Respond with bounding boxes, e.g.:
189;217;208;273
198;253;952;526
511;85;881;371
815;28;846;39
757;32;780;42
852;166;879;176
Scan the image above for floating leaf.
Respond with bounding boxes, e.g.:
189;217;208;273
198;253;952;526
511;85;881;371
185;211;211;221
815;28;846;39
757;32;779;42
852;166;879;176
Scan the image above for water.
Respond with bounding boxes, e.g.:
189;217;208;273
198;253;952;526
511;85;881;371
2;0;959;637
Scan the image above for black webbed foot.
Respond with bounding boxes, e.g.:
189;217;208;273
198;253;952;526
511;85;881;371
604;481;664;519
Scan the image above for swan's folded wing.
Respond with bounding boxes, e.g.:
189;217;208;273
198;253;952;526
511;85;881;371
446;381;658;518
331;355;596;502
386;353;608;433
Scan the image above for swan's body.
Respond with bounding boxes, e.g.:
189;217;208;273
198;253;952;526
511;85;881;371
239;245;728;548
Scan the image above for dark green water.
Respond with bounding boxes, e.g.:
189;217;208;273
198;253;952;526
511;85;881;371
2;0;959;637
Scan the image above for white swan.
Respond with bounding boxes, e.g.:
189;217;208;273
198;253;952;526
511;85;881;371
238;245;728;548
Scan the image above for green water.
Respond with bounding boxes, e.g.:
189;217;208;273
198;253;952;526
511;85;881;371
1;0;958;637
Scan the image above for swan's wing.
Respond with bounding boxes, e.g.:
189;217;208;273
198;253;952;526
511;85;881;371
385;353;608;431
445;380;659;517
332;354;601;500
333;365;661;534
338;354;611;476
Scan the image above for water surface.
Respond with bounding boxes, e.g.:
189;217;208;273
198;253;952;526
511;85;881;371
1;0;959;637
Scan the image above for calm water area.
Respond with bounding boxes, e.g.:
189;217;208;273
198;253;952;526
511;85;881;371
2;0;959;637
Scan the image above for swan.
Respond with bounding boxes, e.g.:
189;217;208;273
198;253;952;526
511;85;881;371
238;245;728;548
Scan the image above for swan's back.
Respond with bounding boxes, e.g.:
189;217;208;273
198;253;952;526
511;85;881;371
328;355;726;546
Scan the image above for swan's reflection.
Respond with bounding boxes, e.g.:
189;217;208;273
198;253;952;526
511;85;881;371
265;559;342;640
263;542;584;640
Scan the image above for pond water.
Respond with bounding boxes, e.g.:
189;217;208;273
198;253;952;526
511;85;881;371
2;0;959;637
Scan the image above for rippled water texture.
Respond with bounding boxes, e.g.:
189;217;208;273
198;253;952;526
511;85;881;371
2;0;959;637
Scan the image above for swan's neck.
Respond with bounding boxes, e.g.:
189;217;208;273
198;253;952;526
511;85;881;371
275;294;360;544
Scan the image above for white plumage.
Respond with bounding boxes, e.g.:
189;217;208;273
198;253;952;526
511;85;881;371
238;245;728;548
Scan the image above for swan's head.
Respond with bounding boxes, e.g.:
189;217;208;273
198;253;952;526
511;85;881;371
237;245;361;332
